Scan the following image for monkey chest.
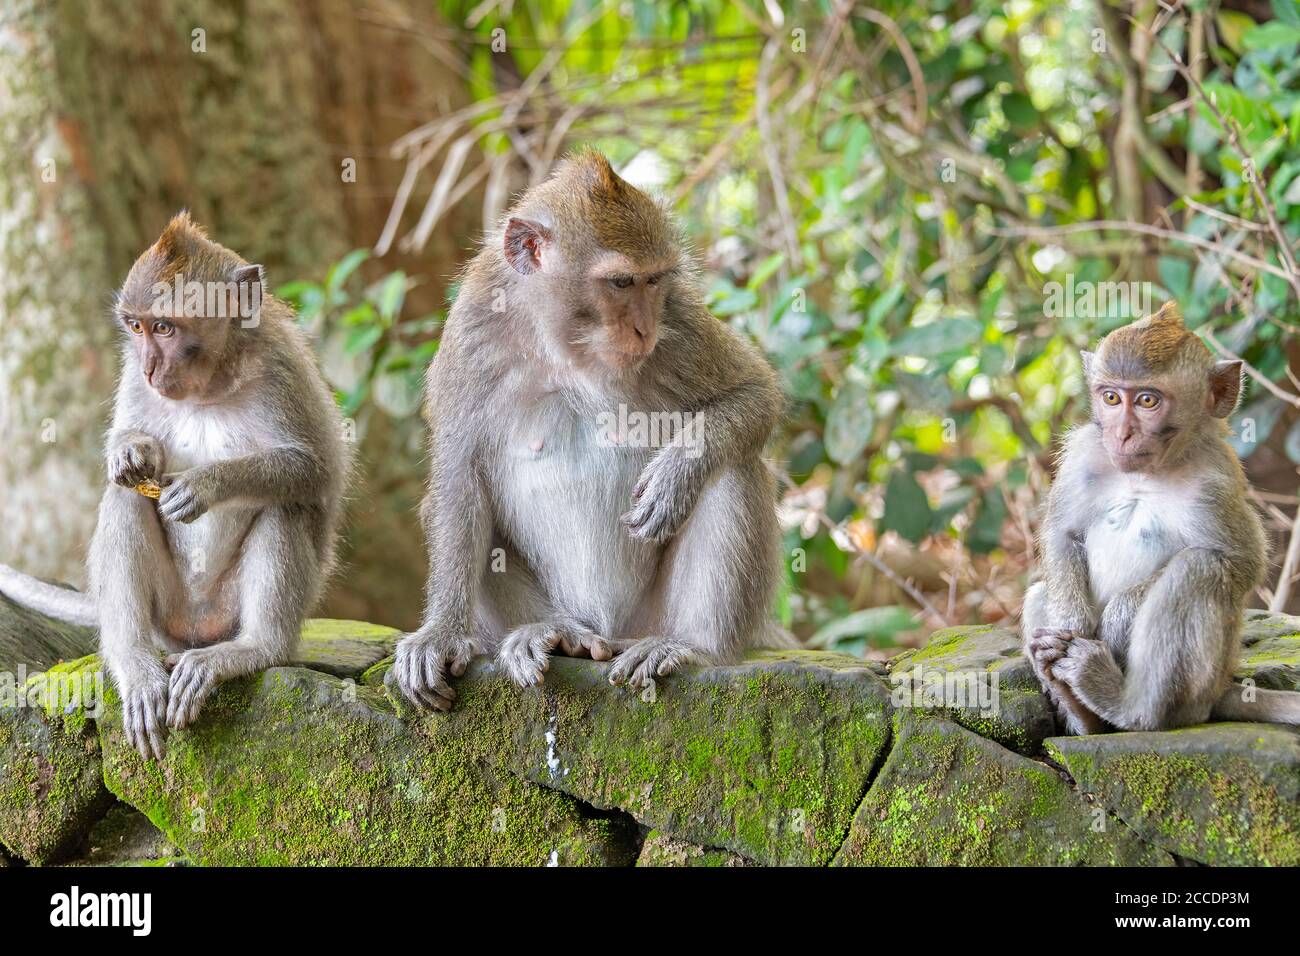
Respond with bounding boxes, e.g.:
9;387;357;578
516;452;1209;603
1085;493;1187;606
490;405;659;607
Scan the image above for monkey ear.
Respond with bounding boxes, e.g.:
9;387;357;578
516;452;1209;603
1081;350;1096;381
232;263;265;289
504;218;552;275
1208;359;1244;418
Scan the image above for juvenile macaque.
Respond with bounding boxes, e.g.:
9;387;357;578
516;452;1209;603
388;148;789;710
1023;303;1300;733
0;213;349;758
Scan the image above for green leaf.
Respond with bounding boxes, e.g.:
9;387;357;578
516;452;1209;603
747;252;785;290
370;272;407;326
807;605;918;650
881;470;933;543
968;488;1008;554
891;317;982;358
344;324;384;356
325;249;370;293
824;382;875;465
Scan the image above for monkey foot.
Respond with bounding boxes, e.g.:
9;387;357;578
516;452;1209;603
122;682;169;761
385;628;474;711
164;649;221;730
608;635;695;690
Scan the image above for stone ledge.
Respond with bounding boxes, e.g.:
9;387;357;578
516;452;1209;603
1;602;1297;866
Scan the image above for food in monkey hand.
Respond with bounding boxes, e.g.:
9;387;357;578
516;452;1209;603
134;480;162;499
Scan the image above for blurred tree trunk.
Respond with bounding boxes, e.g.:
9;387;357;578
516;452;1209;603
0;0;473;629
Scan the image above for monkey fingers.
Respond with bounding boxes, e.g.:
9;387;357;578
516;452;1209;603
556;622;614;661
122;683;169;761
110;441;162;488
164;650;220;729
158;474;211;524
386;631;472;711
498;623;562;687
608;635;695;690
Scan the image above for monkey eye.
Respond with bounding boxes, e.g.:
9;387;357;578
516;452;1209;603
646;273;662;286
125;317;145;335
608;275;634;290
152;320;175;337
1101;389;1121;406
1135;391;1160;409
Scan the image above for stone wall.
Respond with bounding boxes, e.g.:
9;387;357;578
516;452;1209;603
0;599;1296;866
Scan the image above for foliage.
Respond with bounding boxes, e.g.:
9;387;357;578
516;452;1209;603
288;0;1300;653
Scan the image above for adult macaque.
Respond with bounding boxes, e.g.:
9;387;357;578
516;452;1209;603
1023;303;1300;733
388;148;788;710
0;213;349;758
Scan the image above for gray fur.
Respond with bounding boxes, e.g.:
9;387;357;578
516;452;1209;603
389;152;787;710
0;215;349;758
1021;320;1300;732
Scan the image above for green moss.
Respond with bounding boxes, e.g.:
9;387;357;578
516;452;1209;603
399;651;895;865
97;666;635;866
0;658;110;863
834;712;1170;866
1048;724;1300;866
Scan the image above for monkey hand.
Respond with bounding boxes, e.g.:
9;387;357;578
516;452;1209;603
622;446;703;543
608;634;696;690
386;626;476;711
158;468;220;524
1028;627;1081;690
1049;634;1121;704
498;621;614;688
121;679;169;761
109;435;165;489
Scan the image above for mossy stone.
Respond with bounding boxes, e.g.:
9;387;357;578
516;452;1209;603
380;649;895;866
887;625;1056;753
636;830;749;867
97;664;636;866
1046;722;1300;866
834;712;1172;866
0;668;111;863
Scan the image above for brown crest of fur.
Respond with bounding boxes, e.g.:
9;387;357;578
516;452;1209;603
1097;301;1210;379
553;148;675;262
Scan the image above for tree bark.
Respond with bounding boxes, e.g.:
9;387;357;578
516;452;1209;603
0;0;473;628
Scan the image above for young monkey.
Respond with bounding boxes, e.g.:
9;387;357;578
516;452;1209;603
0;213;349;758
1023;303;1300;733
387;148;789;710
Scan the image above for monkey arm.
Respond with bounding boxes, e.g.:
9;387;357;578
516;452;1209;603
1055;547;1237;730
1039;526;1097;635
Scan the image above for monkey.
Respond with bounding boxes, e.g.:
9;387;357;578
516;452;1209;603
386;148;790;711
1021;302;1300;734
0;212;349;759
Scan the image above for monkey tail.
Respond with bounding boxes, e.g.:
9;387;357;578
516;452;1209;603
0;564;97;628
1212;682;1300;725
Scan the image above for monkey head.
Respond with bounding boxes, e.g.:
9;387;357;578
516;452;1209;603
1083;302;1243;474
114;212;264;401
500;148;684;372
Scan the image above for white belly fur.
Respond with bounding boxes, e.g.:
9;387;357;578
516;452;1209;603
491;397;660;638
150;400;271;631
1085;474;1193;608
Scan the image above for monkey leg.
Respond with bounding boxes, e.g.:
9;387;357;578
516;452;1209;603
1020;582;1106;735
164;507;316;730
1054;548;1233;730
481;556;615;687
609;460;777;690
89;485;186;760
